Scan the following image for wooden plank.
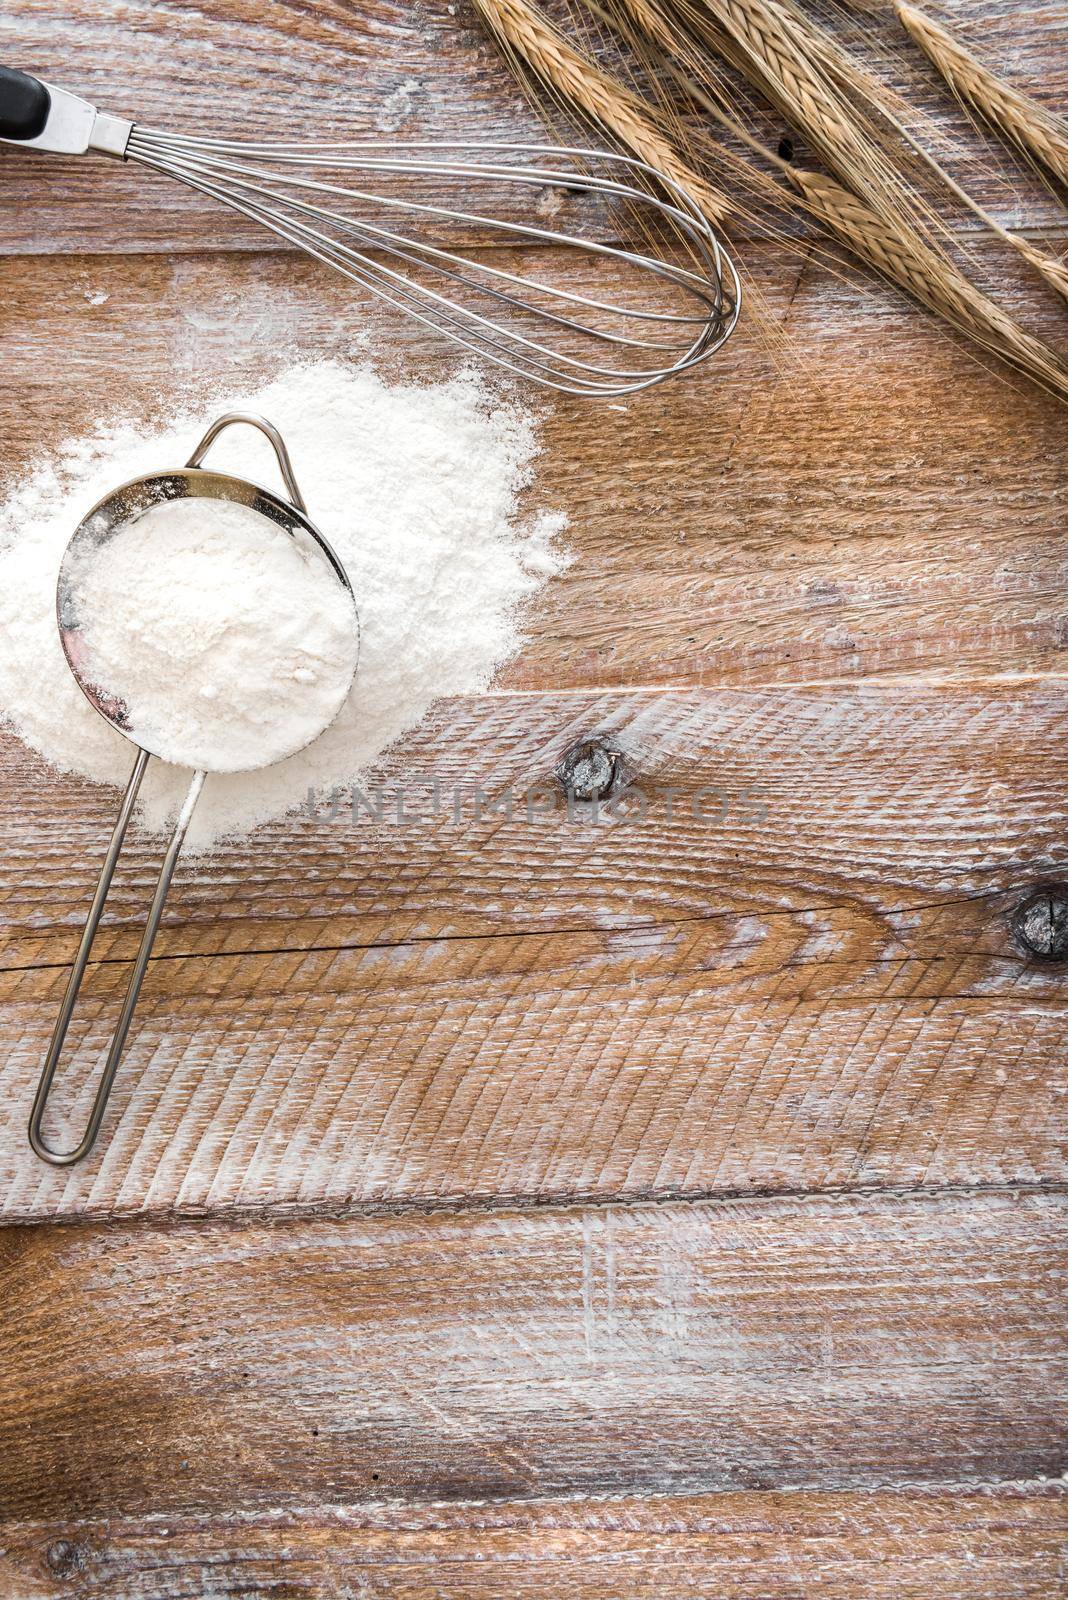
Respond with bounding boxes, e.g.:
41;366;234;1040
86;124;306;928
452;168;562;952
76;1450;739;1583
0;1;1063;255
3;964;1064;1219
0;1192;1063;1525
0;249;1065;693
1;680;1065;1220
3;681;1064;962
2;1487;1065;1599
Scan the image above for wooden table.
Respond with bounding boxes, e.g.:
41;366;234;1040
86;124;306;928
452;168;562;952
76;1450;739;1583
0;2;1065;1594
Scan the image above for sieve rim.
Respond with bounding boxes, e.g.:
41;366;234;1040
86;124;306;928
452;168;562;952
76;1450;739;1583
56;464;361;774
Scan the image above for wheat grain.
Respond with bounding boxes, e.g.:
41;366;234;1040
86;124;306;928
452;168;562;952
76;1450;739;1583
469;0;732;224
772;1;1068;301
895;2;1068;187
789;168;1068;398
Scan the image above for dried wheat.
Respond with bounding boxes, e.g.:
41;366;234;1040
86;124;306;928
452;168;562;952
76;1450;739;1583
469;0;732;224
617;0;1068;334
765;0;1068;298
790;168;1068;397
895;1;1068;186
473;0;1068;395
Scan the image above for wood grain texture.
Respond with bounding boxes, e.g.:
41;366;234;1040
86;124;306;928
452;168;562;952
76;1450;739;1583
0;0;1063;255
0;1;1065;1593
3;1487;1066;1599
1;681;1064;1220
0;247;1066;693
0;1192;1064;1523
4;681;1066;964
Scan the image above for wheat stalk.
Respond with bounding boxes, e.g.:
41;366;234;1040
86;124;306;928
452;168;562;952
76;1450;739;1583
469;0;732;225
472;0;1068;397
895;2;1068;187
612;0;1068;376
789;168;1068;397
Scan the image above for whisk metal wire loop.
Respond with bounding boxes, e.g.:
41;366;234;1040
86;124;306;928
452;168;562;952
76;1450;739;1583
123;132;740;395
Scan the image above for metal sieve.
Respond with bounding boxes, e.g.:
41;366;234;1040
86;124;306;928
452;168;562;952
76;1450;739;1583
28;412;359;1167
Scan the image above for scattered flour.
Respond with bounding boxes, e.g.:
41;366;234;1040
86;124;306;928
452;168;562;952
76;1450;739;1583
0;360;569;850
375;77;421;132
66;496;359;773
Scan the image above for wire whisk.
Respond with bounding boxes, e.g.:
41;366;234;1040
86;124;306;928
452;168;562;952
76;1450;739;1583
0;69;740;396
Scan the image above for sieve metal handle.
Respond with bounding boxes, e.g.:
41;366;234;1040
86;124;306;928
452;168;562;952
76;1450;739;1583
186;411;309;513
28;754;205;1166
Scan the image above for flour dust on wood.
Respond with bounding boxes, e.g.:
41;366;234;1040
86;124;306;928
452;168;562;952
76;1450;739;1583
0;362;568;849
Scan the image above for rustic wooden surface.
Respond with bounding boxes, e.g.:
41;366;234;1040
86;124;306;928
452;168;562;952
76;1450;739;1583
0;0;1066;1593
0;1193;1065;1596
1;682;1065;1221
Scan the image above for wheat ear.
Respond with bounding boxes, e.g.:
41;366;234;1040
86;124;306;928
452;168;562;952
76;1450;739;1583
615;0;1068;366
895;2;1068;187
684;0;924;227
469;0;732;225
789;168;1068;399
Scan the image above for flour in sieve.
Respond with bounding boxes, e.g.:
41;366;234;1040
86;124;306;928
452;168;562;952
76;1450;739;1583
0;361;569;849
67;496;360;773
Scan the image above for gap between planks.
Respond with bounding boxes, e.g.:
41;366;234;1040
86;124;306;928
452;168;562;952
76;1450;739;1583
0;1175;1063;1235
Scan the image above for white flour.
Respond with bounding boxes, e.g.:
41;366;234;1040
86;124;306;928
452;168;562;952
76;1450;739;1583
67;496;360;773
0;361;568;849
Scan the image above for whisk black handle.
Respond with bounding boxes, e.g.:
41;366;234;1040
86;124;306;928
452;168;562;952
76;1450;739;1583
0;66;50;140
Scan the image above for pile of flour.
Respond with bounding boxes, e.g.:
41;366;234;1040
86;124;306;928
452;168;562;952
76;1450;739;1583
0;361;568;849
66;496;360;773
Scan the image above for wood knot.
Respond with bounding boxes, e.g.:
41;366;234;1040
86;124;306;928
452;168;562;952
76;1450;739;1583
1012;886;1068;962
555;738;619;802
46;1539;87;1577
